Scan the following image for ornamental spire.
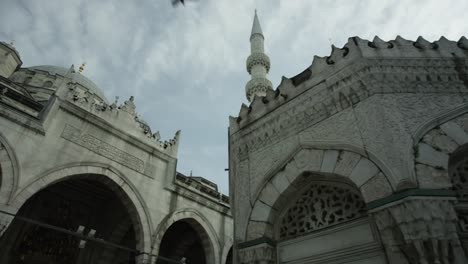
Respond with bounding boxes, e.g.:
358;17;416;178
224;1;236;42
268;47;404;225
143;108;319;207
251;10;263;39
245;10;272;102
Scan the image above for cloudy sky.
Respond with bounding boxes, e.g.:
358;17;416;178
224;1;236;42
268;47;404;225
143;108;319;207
1;0;467;194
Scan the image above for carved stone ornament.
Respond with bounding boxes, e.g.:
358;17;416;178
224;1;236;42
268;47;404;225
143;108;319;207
372;198;467;264
238;244;276;264
279;182;367;240
451;156;468;201
120;96;136;116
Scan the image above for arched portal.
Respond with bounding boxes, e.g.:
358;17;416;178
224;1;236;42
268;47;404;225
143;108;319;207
0;174;144;264
157;218;214;264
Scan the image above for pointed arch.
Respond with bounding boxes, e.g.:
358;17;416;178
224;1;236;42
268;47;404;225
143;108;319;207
246;146;393;240
8;163;153;256
152;208;220;264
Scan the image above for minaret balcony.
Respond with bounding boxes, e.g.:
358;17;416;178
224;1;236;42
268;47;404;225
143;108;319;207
246;53;271;74
245;77;273;99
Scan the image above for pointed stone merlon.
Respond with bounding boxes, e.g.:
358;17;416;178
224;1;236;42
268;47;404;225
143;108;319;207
246;10;273;102
0;41;22;78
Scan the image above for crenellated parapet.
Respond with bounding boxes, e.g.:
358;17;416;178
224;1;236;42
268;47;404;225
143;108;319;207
231;36;468;140
65;82;180;156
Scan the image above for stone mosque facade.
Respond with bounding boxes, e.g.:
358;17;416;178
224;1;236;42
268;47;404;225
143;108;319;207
2;10;468;264
229;12;468;264
0;41;233;263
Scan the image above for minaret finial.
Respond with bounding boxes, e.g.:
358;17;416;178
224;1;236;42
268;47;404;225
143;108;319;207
245;11;272;102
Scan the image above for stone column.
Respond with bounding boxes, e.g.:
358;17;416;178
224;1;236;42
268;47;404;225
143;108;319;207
372;197;467;264
0;212;13;237
135;253;150;264
238;243;276;264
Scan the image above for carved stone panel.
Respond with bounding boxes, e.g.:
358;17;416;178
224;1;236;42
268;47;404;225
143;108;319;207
278;182;366;240
61;124;145;173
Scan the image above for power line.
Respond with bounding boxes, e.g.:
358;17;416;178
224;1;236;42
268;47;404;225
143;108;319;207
0;209;182;264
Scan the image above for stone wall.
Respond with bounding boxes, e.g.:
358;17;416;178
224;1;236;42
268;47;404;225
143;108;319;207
0;63;233;264
229;36;468;263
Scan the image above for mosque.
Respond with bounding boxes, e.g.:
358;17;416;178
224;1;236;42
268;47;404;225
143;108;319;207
229;11;468;264
1;9;468;264
0;39;232;264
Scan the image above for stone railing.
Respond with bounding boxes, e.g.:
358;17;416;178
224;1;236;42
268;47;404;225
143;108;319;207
175;173;230;205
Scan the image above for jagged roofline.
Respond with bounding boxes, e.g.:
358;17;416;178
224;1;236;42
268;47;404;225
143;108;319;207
232;36;468;128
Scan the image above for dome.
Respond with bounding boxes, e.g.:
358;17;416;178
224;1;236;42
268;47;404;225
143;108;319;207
27;65;108;102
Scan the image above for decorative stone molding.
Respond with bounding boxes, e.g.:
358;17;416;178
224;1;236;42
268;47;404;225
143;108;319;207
61;124;145;173
238;243;276;264
246;53;271;74
372;197;467;264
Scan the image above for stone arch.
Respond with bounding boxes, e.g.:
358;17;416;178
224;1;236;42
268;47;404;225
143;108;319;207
8;163;153;257
152;209;220;264
412;111;468;189
246;147;393;240
275;174;368;241
0;132;19;204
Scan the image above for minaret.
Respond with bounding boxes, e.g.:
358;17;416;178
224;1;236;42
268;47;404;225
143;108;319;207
245;10;272;102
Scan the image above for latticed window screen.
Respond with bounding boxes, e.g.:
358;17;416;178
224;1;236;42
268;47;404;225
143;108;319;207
451;158;468;201
278;182;367;240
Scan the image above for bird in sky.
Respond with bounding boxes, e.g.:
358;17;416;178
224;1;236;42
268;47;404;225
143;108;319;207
171;0;185;7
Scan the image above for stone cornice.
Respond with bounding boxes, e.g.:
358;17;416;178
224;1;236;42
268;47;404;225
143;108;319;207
367;188;455;211
63;82;180;157
59;100;176;162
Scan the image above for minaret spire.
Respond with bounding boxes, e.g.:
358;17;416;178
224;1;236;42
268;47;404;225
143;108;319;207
245;10;272;102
